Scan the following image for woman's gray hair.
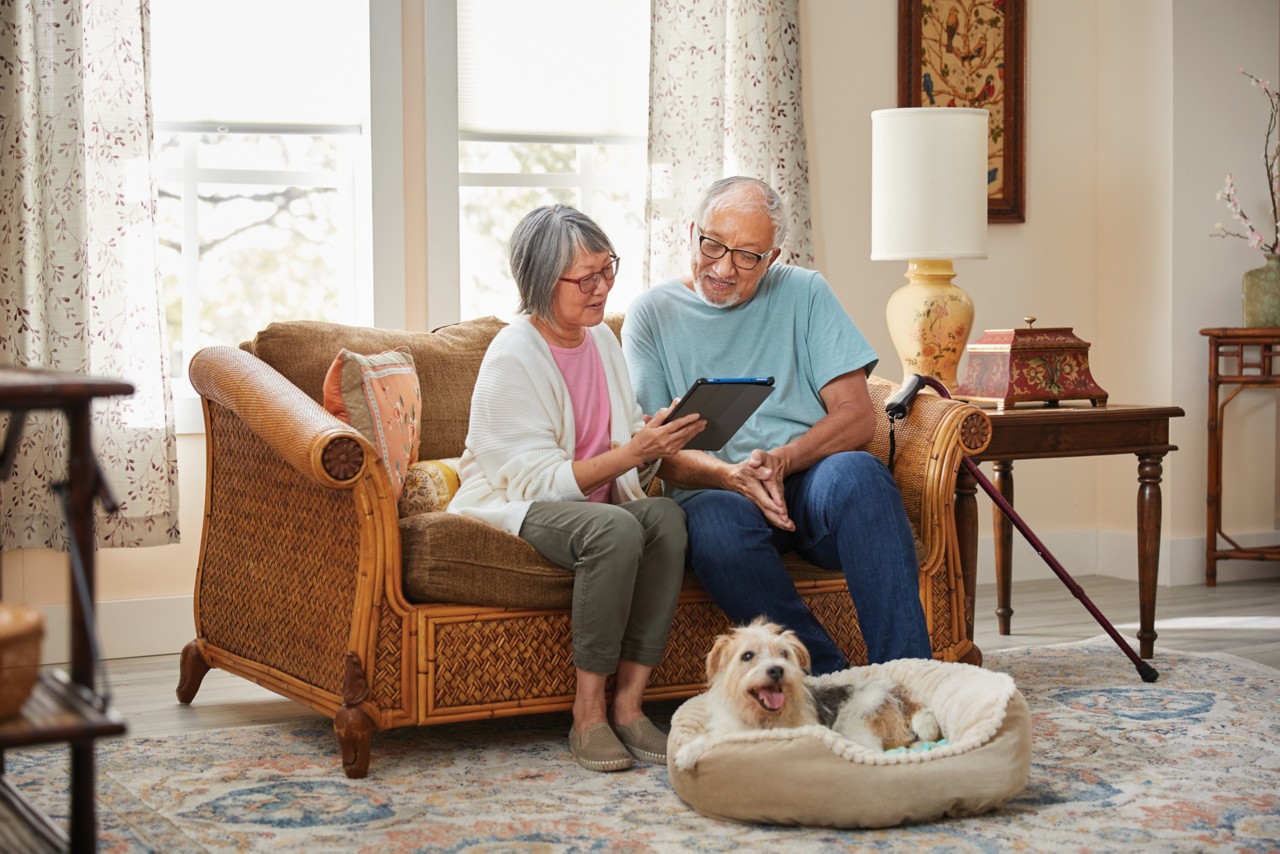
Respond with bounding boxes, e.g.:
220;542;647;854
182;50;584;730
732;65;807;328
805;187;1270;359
693;176;788;248
509;204;615;319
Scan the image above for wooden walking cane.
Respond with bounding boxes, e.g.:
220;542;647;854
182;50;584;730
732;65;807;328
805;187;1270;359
885;374;1159;683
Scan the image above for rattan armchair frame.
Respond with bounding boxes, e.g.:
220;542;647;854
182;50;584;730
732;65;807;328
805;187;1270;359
176;324;990;779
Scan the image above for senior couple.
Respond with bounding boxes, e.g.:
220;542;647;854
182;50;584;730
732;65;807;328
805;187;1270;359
448;177;932;773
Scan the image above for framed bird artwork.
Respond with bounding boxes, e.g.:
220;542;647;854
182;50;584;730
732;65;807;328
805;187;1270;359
898;0;1026;223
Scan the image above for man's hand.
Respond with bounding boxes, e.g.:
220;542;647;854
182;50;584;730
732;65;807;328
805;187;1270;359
723;448;794;530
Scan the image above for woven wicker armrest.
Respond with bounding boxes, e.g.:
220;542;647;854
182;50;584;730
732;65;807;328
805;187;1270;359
189;345;372;488
866;377;991;565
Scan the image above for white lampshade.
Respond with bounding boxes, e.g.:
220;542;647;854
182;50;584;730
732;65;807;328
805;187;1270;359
870;108;989;260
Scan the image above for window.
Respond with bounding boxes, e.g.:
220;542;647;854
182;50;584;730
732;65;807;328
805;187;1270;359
454;0;651;321
150;1;372;387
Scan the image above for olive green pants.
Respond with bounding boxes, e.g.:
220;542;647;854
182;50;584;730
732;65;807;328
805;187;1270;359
519;497;686;674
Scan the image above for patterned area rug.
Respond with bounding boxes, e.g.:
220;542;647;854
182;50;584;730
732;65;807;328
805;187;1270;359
6;637;1279;852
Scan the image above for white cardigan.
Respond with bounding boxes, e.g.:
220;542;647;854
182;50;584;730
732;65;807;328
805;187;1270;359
448;317;653;535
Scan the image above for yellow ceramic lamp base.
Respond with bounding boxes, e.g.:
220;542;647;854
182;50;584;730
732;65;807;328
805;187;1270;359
885;259;974;391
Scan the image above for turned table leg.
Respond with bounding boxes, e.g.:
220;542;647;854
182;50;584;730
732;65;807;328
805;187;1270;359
992;461;1015;635
1136;452;1166;659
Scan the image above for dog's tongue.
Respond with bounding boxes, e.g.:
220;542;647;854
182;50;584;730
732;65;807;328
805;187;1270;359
759;688;786;711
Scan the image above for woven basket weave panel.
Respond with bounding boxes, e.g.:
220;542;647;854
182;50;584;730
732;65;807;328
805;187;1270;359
372;605;404;709
650;601;734;686
199;405;361;696
805;591;869;666
431;613;577;709
928;569;956;649
426;590;872;712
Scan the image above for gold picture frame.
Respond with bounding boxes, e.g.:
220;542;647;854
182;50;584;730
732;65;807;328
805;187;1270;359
898;0;1026;223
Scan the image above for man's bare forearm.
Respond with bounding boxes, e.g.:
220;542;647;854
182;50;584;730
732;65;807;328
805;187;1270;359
652;449;727;491
772;403;873;477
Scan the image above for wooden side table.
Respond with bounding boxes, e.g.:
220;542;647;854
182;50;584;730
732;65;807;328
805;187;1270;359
954;402;1184;660
0;368;132;852
1200;328;1280;585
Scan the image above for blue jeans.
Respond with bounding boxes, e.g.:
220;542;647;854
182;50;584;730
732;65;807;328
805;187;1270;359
683;451;932;674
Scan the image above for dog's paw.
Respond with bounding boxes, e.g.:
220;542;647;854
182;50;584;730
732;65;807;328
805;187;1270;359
673;738;707;771
911;709;941;743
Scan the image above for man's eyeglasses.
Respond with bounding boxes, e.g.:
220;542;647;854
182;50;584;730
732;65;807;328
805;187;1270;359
559;255;620;294
697;234;774;271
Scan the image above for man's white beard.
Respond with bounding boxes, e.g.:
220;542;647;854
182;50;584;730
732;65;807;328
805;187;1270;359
693;276;742;309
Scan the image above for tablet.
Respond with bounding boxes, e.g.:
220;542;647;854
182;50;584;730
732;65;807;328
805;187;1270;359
665;377;775;452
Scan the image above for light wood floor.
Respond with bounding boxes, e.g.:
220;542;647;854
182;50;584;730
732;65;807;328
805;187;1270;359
92;574;1280;739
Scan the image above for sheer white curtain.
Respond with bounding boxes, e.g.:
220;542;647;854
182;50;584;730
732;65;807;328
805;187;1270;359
645;0;814;285
0;0;179;550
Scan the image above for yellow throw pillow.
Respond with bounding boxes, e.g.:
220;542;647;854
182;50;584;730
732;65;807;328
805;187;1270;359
323;348;421;501
398;458;461;518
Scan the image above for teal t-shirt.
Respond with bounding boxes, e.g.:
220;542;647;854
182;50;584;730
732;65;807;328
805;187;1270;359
622;264;878;502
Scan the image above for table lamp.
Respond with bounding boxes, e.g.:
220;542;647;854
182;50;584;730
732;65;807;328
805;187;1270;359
871;107;989;390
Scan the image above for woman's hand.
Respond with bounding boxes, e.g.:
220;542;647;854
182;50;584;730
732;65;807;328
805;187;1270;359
626;399;706;461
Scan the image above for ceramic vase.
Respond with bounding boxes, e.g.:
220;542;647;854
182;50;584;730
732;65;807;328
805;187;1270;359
1242;253;1280;328
885;259;974;390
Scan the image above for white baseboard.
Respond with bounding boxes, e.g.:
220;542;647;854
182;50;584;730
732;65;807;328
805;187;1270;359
981;528;1280;589
971;529;1096;586
33;595;195;665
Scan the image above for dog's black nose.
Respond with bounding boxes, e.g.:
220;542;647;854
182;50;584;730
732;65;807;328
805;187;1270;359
767;665;783;682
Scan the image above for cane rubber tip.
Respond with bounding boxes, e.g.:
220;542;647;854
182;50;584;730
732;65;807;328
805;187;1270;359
1137;662;1159;683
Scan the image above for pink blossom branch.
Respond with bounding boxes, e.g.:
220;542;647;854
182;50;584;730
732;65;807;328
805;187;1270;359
1217;69;1280;255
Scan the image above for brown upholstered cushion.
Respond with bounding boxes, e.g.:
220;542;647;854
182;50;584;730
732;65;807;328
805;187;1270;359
248;316;507;460
401;512;576;609
400;511;847;609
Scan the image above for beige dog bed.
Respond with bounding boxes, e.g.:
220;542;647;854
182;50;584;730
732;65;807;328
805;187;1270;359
666;659;1032;828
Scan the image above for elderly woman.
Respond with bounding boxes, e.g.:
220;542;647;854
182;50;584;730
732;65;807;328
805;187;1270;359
449;205;705;772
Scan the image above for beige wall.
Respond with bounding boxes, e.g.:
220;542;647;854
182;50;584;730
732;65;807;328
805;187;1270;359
802;0;1279;587
6;0;1278;661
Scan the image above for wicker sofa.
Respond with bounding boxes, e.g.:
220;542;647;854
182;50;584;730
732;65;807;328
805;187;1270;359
176;314;991;778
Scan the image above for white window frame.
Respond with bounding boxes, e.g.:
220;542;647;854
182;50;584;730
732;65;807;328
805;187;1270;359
423;3;649;327
156;121;371;432
155;1;387;435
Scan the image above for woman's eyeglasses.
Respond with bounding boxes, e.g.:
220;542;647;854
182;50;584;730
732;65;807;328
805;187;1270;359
559;255;620;294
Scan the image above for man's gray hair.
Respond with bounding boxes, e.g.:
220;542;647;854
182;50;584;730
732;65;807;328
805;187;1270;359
509;204;615;320
693;176;788;248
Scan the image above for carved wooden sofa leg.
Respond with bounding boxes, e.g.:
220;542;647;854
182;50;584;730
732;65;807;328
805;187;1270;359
175;639;212;704
334;651;376;779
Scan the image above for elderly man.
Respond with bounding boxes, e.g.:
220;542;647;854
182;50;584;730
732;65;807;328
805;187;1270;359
621;176;931;674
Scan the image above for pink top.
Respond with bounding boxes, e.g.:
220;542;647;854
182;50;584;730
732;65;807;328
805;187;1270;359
549;333;613;503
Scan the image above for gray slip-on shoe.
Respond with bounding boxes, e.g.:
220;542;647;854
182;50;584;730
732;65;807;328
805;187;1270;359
612;716;668;764
569;722;633;772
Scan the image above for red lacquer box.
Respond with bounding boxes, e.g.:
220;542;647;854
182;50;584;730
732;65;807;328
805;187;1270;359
955;319;1109;410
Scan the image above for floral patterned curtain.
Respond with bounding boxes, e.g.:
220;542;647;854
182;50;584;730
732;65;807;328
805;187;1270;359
0;0;180;550
645;0;814;286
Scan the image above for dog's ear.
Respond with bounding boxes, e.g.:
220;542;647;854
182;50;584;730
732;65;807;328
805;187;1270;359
706;633;733;681
784;630;812;674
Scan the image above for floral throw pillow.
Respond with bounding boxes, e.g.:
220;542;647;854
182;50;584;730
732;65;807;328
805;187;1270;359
322;348;421;501
397;458;462;518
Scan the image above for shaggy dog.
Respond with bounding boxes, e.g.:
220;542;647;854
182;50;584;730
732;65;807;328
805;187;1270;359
673;617;941;770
